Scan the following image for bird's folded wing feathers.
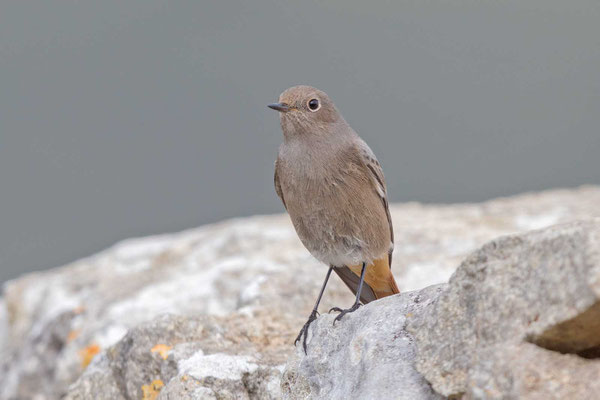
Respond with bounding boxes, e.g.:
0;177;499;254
274;158;287;210
355;141;394;265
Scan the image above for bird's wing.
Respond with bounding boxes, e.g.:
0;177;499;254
355;140;394;265
274;158;287;210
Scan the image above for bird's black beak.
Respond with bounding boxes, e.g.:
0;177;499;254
268;103;291;112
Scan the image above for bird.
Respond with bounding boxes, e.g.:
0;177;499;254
268;85;400;353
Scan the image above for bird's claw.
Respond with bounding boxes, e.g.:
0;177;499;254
294;309;319;354
331;302;361;325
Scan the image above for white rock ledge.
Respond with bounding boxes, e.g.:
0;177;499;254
0;186;599;399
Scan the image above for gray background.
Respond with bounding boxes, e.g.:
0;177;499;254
1;0;599;283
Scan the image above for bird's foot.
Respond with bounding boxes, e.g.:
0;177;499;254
294;309;319;354
329;302;361;325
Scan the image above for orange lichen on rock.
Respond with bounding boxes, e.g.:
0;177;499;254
67;329;81;343
150;344;173;360
141;379;164;400
73;305;86;314
79;343;101;368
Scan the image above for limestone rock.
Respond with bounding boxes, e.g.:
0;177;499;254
65;314;283;400
408;219;600;399
468;342;600;400
0;186;599;399
281;285;445;400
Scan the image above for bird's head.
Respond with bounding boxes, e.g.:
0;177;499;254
268;85;342;137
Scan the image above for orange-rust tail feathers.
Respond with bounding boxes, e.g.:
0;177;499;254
333;256;400;304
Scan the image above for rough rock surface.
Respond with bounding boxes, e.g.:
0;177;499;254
65;314;284;400
408;219;600;399
281;285;445;400
0;186;599;399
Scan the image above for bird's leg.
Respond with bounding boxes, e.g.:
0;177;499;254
330;262;367;324
295;266;333;354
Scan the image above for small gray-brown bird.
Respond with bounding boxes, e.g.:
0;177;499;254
269;85;400;352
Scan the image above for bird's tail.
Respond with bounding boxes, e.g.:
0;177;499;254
333;256;400;304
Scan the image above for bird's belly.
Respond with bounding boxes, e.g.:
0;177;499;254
285;183;389;267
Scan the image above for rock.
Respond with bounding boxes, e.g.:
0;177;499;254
0;299;7;356
468;342;600;400
281;285;445;400
1;186;599;399
65;314;283;400
408;219;600;399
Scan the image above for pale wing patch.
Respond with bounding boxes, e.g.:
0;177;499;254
366;163;386;198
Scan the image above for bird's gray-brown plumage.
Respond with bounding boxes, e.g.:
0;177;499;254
269;85;399;351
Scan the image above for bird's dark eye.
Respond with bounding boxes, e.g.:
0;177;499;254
308;98;320;111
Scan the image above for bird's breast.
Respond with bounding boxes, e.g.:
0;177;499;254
279;155;389;266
